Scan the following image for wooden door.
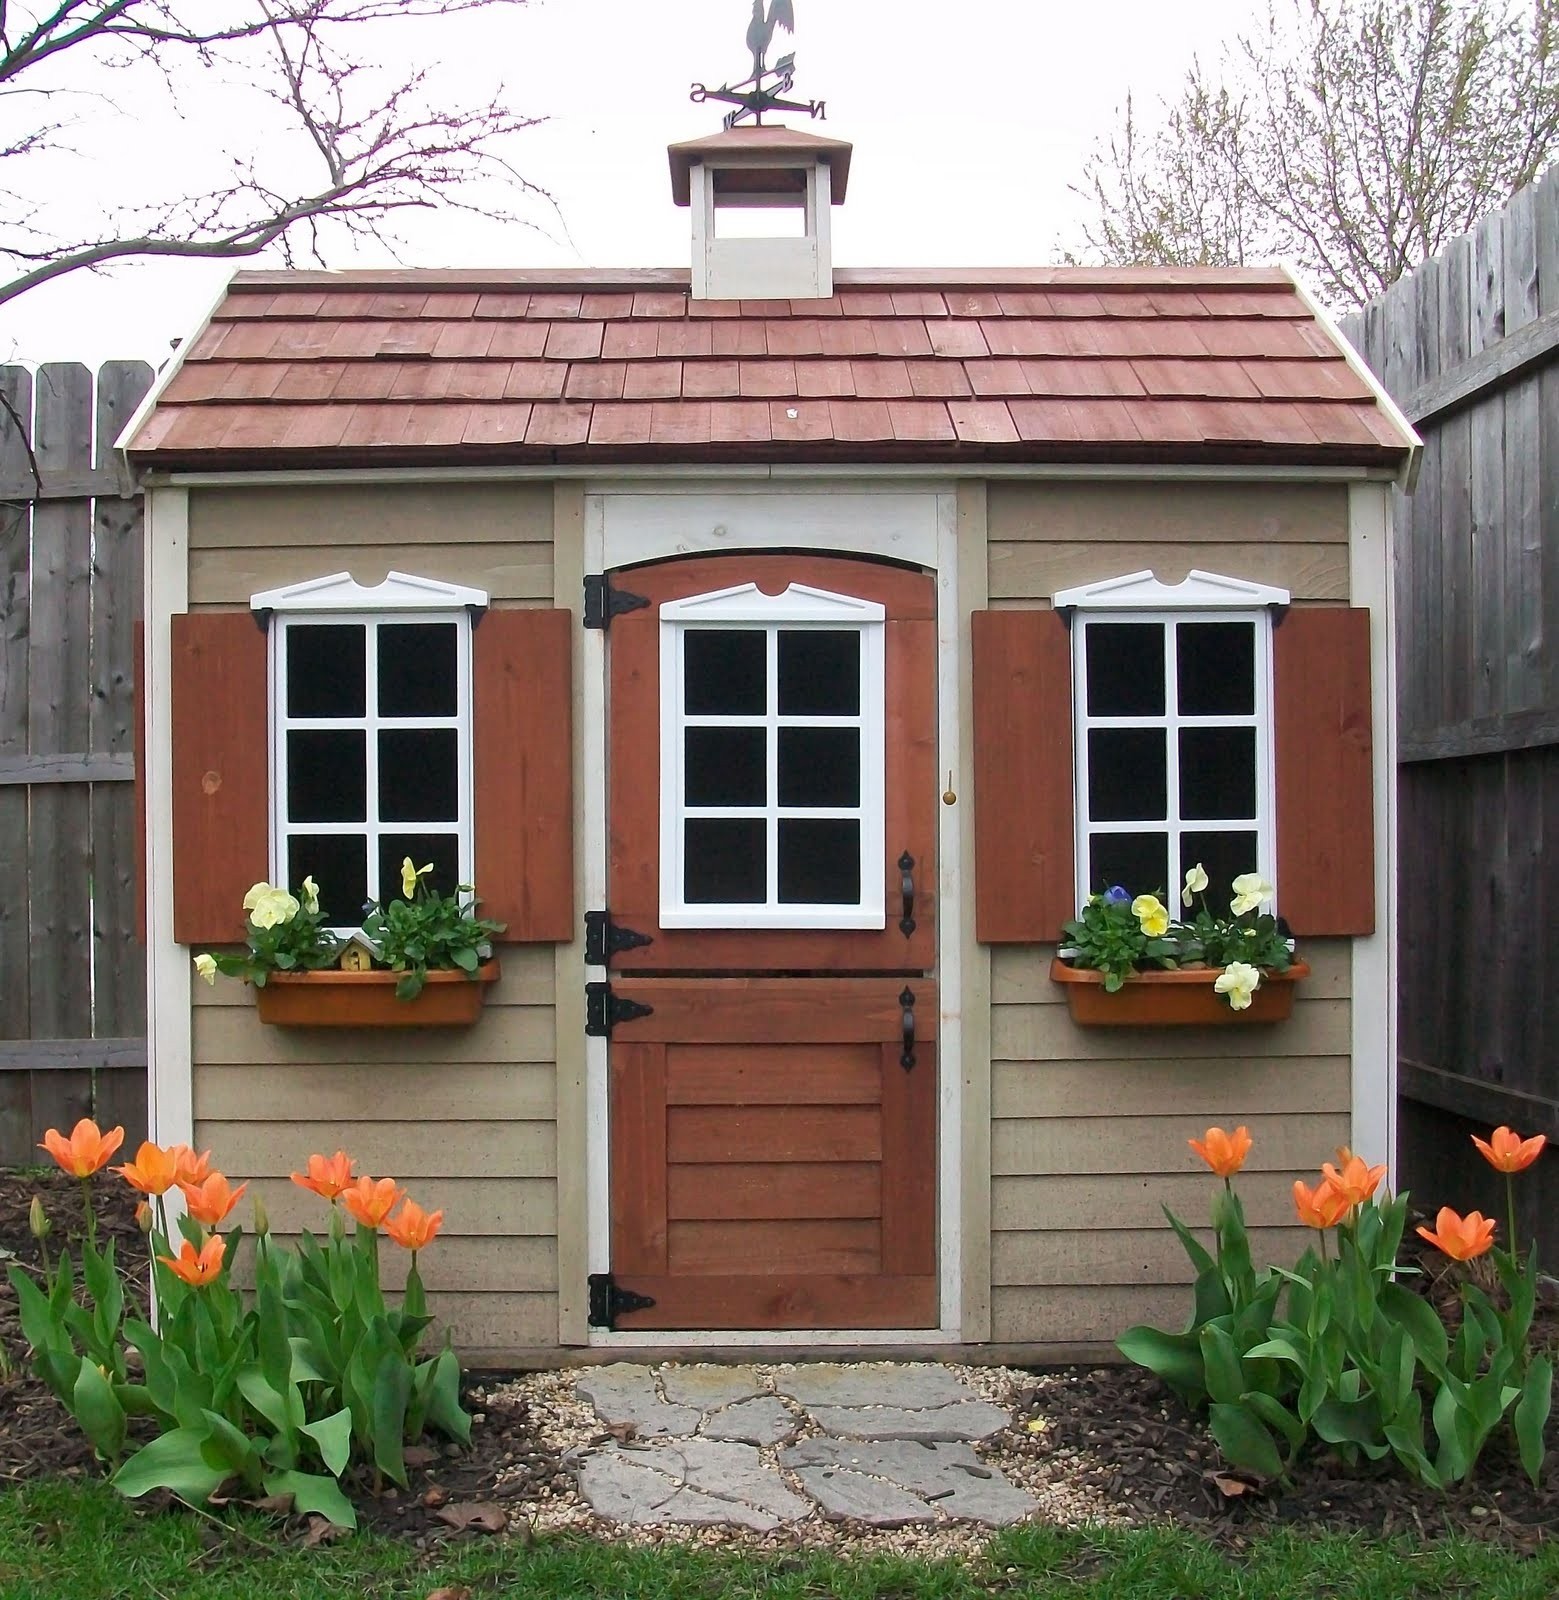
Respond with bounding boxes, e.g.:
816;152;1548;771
602;554;939;1331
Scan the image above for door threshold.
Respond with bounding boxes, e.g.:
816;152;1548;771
589;1326;960;1348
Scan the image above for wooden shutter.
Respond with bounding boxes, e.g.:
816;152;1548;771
473;607;574;942
1274;606;1375;935
170;612;269;943
972;608;1076;942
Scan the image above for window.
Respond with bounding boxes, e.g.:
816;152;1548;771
658;582;886;929
1056;570;1287;912
252;572;486;926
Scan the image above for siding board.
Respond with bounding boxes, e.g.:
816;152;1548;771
193;1005;555;1065
992;1112;1350;1176
989;541;1349;602
992;998;1351;1060
195;1120;557;1177
195;1062;556;1121
991;1057;1350;1118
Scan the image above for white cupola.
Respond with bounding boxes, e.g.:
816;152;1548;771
668;125;852;301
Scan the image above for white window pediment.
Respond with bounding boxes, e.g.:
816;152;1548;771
251;570;489;615
1054;569;1290;611
659;582;886;626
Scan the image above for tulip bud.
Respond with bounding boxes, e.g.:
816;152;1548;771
252;1194;270;1236
134;1201;154;1234
329;1203;345;1243
28;1195;51;1240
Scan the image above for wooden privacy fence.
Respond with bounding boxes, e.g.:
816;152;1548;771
1340;167;1559;1254
1;360;153;1164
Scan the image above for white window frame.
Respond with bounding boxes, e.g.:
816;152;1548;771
252;572;487;927
657;581;887;930
1056;570;1288;916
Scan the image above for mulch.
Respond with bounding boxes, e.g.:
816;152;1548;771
2;1169;1556;1552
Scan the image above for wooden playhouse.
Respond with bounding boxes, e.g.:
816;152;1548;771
122;125;1418;1362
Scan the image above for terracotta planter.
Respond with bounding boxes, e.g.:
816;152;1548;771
1049;956;1309;1026
253;963;500;1027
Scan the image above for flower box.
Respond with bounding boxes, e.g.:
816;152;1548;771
1049;956;1309;1027
253;963;500;1028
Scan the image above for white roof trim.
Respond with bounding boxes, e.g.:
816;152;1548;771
1053;568;1290;610
249;570;489;613
659;582;886;624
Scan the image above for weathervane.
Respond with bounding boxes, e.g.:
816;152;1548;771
690;2;826;128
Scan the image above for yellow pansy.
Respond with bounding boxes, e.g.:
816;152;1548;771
249;886;300;929
241;881;273;912
192;953;217;986
1230;873;1274;916
1214;961;1262;1010
1131;894;1170;938
1181;862;1208;907
401;857;434;899
301;875;320;915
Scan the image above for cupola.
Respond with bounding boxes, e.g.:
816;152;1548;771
668;125;852;301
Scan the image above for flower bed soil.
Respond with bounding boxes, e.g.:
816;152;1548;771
1;1169;1555;1552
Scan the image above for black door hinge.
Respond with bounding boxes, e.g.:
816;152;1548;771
588;1272;657;1330
583;573;651;630
584;910;655;968
585;981;655;1037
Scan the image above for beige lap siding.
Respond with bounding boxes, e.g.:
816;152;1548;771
185;483;554;605
982;481;1355;1347
191;946;560;1359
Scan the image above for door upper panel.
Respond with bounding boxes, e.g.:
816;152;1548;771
608;554;937;973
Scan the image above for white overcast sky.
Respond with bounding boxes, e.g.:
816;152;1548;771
3;0;1268;366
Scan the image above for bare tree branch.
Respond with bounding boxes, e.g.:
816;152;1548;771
1068;0;1559;308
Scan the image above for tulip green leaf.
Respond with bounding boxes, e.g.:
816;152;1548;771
262;1469;358;1530
420;1347;471;1446
73;1359;127;1461
1116;1325;1205;1404
1209;1402;1284;1479
1513;1355;1552;1487
301;1407;354;1478
113;1426;230;1505
1199;1324;1246;1407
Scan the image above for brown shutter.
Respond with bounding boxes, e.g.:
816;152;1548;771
972;608;1075;942
473;607;574;942
1274;605;1375;935
171;612;269;943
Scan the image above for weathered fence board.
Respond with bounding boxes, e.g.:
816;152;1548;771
1342;168;1558;1258
0;358;152;1163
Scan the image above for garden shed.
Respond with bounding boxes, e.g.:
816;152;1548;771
121;125;1418;1363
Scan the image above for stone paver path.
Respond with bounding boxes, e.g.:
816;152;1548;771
572;1362;1038;1529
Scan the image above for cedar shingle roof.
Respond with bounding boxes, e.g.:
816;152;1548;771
125;266;1415;470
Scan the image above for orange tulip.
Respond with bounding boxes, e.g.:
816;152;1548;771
113;1141;181;1196
291;1150;357;1201
170;1145;215;1186
159;1234;226;1287
180;1172;249;1227
341;1176;406;1230
1293;1178;1350;1230
1416;1206;1496;1262
39;1119;125;1178
1188;1126;1252;1179
384;1198;445;1252
1320;1154;1388;1209
1471;1127;1547;1175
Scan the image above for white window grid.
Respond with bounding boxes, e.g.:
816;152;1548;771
270;610;474;928
659;619;887;930
1071;608;1276;915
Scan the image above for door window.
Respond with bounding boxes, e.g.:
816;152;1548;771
658;583;885;928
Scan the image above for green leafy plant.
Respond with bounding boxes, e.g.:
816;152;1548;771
1060;867;1294;1009
360;858;506;999
7;1124;468;1530
195;878;341;988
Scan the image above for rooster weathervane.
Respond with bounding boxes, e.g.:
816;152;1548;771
690;2;827;128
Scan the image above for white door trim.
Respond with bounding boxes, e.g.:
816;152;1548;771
582;483;962;1346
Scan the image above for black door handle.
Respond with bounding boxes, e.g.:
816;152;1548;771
898;851;916;938
899;986;916;1071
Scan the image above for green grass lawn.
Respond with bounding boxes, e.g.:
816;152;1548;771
0;1481;1555;1600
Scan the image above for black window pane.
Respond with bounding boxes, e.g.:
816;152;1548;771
779;728;860;807
1087;728;1167;821
778;630;859;714
379;834;461;901
287;730;366;822
379;729;459;821
288;835;367;923
685;727;767;806
287;624;365;717
1085;623;1164;716
778;819;860;904
1087;833;1168;903
379;623;457;717
1179;727;1257;820
685;631;766;714
1177;622;1255;715
1180;832;1259;908
684;819;766;903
